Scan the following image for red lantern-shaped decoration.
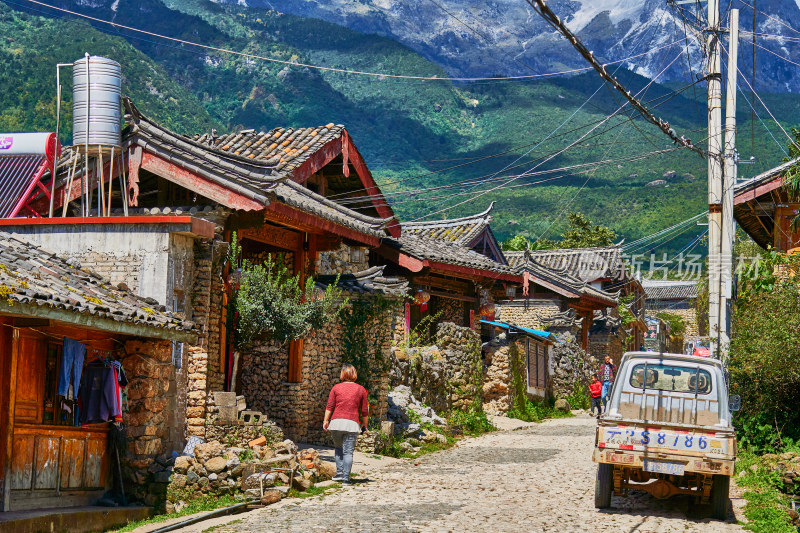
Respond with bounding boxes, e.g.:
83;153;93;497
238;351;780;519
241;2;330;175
414;290;431;305
479;302;495;317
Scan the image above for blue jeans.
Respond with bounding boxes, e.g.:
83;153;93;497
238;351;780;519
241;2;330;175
58;338;85;397
330;430;358;480
601;381;612;410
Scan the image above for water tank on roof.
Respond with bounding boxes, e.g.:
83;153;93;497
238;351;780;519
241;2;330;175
72;55;122;148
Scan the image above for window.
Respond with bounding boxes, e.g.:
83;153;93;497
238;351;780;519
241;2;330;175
526;340;547;389
629;363;712;394
349;247;365;264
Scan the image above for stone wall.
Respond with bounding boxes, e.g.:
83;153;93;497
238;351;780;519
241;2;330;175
549;328;598;399
390;322;482;413
482;335;525;415
238;292;395;444
433;295;464;326
589;331;626;368
647;301;700;338
316;243;369;275
496;299;562;329
120;338;182;508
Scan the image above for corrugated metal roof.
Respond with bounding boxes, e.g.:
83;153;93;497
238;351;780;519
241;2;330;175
0;155;47;218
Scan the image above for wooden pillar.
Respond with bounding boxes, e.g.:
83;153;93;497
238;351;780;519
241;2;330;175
2;327;19;512
581;311;590;353
288;234;307;383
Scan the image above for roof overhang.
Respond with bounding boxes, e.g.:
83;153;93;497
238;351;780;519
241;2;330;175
0;215;215;239
0;301;198;343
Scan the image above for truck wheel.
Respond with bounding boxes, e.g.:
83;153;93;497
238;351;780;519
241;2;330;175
595;463;613;509
711;475;730;520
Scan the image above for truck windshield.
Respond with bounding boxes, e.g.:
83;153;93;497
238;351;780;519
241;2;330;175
629;363;712;394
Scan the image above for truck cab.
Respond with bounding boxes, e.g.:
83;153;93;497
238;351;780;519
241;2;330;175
593;352;737;519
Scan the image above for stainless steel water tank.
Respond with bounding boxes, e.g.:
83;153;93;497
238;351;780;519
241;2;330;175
72;55;122;148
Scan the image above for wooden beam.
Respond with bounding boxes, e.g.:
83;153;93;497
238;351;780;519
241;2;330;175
427;290;478;303
239;225;302;251
734;176;785;205
265;201;381;247
141;152;263;212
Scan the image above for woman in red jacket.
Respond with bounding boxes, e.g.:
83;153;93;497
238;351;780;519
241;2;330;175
323;364;369;484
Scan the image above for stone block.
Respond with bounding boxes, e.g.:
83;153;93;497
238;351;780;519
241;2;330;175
260;489;282;505
133;437;162;456
240;411;263;425
205;456;227;474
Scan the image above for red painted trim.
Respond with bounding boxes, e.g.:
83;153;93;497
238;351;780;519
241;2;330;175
344;136;399;234
289;133;400;237
375;243;425;272
265;201;381;247
426;261;521;283
141;152;264;212
734;176;785;205
0;216;215;239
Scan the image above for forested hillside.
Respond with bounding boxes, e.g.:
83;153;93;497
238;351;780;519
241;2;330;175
1;0;797;249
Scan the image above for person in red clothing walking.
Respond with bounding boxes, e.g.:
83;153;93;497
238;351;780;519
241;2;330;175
589;374;603;418
323;364;369;484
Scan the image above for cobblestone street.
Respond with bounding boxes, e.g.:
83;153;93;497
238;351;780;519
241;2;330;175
170;414;746;533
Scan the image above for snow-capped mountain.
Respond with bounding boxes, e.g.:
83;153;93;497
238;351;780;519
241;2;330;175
224;0;800;92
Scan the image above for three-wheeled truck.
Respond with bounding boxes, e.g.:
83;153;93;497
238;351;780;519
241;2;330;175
593;352;738;520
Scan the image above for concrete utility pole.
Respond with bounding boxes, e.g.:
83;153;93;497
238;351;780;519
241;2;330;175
707;0;723;359
720;9;739;363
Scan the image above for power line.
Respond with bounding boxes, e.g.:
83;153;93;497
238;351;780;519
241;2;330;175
16;0;684;83
524;0;703;155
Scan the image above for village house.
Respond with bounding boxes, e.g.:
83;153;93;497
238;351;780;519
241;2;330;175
734;157;800;252
6;97;413;449
502;245;645;366
642;278;700;344
0;231;195;519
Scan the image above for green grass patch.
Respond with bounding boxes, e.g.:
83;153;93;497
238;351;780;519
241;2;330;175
107;495;242;533
735;449;798;533
507;399;573;423
203;519;241;533
287;483;337;499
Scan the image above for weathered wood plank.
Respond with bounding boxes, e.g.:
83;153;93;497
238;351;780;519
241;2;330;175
33;436;60;490
10;435;34;490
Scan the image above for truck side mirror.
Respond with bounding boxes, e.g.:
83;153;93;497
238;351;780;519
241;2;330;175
728;394;741;412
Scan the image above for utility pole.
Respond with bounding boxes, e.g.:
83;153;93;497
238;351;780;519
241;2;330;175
707;0;723;359
720;9;739;364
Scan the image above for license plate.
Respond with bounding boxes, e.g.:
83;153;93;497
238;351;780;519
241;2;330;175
601;427;729;455
643;459;685;475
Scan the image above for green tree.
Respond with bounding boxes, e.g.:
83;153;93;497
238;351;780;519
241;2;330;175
783;127;800;229
502;213;616;251
227;233;346;348
557;213;617;248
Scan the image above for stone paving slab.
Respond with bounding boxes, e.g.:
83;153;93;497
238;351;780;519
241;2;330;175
169;415;746;533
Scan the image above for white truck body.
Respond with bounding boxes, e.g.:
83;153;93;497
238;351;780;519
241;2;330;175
592;352;736;519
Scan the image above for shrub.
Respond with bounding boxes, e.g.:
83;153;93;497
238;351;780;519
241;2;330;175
730;253;800;451
447;408;496;436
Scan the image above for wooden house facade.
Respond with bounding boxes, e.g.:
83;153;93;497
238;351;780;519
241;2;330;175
0;231;195;512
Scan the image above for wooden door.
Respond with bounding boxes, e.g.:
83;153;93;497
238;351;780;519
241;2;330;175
14;331;46;424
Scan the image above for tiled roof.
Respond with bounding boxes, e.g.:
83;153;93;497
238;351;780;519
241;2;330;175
315;266;409;296
193;124;344;179
52;99;393;238
505;246;628;282
0;231;194;338
642;279;698;300
402;203;494;245
508;250;618;306
389;234;516;275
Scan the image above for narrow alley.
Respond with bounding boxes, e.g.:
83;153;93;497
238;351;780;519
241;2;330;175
163;415;746;533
